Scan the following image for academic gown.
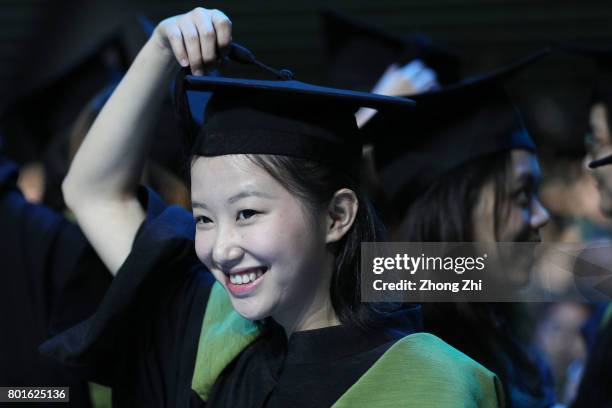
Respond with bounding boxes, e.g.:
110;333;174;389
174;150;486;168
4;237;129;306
571;303;612;408
422;303;556;408
0;154;112;407
41;188;504;407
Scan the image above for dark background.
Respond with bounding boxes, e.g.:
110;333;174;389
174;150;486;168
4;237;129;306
1;0;611;159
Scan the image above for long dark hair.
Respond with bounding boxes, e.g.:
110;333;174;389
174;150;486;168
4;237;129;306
243;154;393;330
395;150;512;242
396;150;550;407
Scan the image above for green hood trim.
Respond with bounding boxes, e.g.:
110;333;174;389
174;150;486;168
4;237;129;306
331;332;505;407
191;282;263;401
191;283;504;407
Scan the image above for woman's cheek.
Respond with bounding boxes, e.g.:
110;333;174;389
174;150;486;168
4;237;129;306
194;230;213;266
244;221;285;257
500;206;530;241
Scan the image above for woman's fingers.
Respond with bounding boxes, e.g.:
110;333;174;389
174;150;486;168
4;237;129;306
155;8;233;73
410;67;438;91
401;59;425;78
159;20;189;67
192;8;217;64
398;60;439;94
179;16;204;75
210;9;233;52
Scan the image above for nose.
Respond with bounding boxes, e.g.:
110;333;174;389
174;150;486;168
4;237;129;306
212;225;244;270
530;197;550;231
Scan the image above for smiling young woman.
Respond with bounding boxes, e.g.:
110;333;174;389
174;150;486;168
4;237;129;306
40;7;503;407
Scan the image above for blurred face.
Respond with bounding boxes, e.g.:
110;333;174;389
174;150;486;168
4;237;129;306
586;103;612;216
473;150;549;242
472;150;549;286
190;155;333;328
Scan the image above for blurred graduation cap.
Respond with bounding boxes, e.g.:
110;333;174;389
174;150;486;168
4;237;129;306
320;9;462;91
560;43;612;168
361;49;549;211
177;43;415;177
1;14;189;209
0;14;153;165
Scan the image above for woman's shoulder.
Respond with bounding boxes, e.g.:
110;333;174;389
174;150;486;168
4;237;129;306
133;186;196;246
39;188;213;387
391;332;499;377
333;332;505;407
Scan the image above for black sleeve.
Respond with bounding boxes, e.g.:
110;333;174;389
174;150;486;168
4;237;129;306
571;319;612;408
0;155;112;327
39;187;215;401
0;154;111;405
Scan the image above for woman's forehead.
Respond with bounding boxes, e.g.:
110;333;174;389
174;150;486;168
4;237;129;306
191;155;266;179
190;155;284;201
510;150;541;181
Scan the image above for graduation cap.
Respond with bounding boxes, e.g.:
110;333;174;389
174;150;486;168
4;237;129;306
177;43;415;178
560;43;612;168
320;9;462;91
361;49;549;211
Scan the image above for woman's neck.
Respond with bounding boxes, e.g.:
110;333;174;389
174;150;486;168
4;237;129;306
284;302;341;337
274;281;340;338
273;251;341;337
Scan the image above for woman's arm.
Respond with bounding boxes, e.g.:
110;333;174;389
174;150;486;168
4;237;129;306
62;7;232;274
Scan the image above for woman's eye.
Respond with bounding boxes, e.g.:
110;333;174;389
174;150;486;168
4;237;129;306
194;215;213;225
237;209;259;221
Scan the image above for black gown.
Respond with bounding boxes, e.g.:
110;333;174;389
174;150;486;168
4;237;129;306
422;303;556;408
571;314;612;407
40;187;424;407
0;154;112;407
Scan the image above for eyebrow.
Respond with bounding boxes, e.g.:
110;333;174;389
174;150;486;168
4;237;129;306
228;190;276;204
192;190;276;210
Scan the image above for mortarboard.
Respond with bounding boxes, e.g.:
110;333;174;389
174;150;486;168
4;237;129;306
361;49;549;211
177;44;415;178
320;9;462;91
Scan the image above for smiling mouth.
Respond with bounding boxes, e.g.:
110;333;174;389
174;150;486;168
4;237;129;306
228;267;268;285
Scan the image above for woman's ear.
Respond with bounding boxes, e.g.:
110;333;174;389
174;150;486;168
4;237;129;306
325;188;359;243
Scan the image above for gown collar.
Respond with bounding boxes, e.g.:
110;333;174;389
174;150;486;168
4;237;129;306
282;305;422;364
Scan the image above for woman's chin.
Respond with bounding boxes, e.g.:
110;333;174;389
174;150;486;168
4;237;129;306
230;299;270;321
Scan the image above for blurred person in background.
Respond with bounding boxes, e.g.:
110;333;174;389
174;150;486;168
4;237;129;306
362;52;556;408
0;135;112;407
0;16;189;407
566;44;612;408
0;16;143;408
534;302;590;406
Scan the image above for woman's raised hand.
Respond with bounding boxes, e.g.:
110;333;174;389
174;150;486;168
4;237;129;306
152;7;233;76
372;59;439;97
63;7;233;275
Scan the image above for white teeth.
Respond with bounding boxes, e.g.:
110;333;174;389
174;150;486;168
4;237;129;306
229;268;266;285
